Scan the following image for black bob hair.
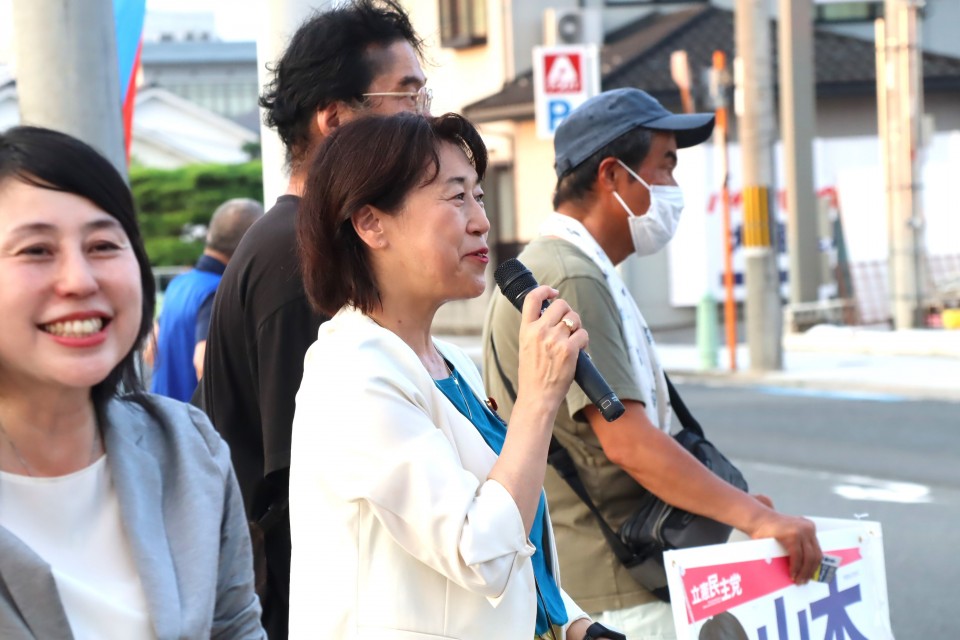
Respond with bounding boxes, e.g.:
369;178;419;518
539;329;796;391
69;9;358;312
0;125;156;417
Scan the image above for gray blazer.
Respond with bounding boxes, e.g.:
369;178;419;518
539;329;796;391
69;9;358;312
0;395;266;639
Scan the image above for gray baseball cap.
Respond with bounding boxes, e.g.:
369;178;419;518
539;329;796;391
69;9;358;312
554;88;715;178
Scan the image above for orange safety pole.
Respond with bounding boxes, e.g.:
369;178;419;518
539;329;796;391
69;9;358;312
715;50;737;371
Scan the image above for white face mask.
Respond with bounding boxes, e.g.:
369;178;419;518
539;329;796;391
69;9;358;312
611;159;684;257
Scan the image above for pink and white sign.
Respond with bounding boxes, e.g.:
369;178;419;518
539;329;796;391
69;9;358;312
664;518;894;639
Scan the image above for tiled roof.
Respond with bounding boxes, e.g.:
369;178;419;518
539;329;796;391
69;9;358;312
464;5;960;122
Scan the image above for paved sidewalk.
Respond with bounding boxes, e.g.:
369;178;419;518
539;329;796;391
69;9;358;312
438;325;960;403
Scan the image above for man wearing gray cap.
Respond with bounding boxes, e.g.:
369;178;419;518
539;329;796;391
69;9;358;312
483;89;821;638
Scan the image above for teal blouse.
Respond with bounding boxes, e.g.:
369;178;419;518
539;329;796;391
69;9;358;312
434;363;568;636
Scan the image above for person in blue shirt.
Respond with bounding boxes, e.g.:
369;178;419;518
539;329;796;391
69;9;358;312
149;198;262;401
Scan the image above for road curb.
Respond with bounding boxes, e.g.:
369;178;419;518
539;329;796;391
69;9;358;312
668;369;960;403
783;327;960;359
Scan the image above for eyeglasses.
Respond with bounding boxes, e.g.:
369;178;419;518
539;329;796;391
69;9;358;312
361;86;433;115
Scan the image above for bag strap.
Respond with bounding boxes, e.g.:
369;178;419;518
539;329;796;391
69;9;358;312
546;441;638;564
488;331;519;405
489;333;636;564
664;374;705;438
256;497;289;533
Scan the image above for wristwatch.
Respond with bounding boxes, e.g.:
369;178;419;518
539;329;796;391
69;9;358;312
583;621;627;640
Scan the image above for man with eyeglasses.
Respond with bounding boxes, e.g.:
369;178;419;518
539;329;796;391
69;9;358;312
363;85;433;115
192;2;429;637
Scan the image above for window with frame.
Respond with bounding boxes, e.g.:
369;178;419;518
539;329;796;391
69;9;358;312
815;1;883;23
439;0;487;49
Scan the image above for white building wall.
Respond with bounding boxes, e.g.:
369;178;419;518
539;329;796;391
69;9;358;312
0;94;18;131
132;98;253;165
129;138;193;169
406;0;509;115
512;120;557;239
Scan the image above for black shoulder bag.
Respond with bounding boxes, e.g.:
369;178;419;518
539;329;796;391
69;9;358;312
489;336;748;602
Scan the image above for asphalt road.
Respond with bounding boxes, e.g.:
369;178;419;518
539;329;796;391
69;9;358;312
675;381;959;639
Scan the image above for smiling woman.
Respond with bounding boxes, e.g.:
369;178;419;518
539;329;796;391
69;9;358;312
0;126;264;640
0;183;143;393
289;113;598;640
298;113;491;320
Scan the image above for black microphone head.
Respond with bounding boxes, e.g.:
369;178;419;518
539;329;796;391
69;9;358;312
494;259;539;311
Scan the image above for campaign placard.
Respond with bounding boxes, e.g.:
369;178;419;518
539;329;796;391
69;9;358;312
664;518;894;639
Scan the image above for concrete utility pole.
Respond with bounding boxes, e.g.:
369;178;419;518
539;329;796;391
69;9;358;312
12;0;127;177
878;0;926;329
778;0;820;307
734;0;782;370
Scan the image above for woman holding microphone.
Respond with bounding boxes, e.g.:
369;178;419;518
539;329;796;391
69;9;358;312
291;113;621;639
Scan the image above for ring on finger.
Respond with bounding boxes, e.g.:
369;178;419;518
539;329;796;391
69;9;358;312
561;317;576;333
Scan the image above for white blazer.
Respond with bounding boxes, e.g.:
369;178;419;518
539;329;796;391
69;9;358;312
289;307;586;639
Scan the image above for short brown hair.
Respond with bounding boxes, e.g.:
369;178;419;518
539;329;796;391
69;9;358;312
298;113;488;316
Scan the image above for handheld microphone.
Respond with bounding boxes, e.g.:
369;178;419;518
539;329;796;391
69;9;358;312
494;259;626;422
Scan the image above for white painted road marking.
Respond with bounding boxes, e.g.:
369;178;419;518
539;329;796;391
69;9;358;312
742;461;935;504
753;385;911;403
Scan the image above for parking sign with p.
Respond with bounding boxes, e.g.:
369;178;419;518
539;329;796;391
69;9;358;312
533;45;599;139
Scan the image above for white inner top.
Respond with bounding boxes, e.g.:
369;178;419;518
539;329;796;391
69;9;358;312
539;212;671;431
0;456;156;639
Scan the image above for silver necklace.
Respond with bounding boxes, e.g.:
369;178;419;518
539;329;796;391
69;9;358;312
364;315;478;423
437;348;474;422
0;418;101;477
